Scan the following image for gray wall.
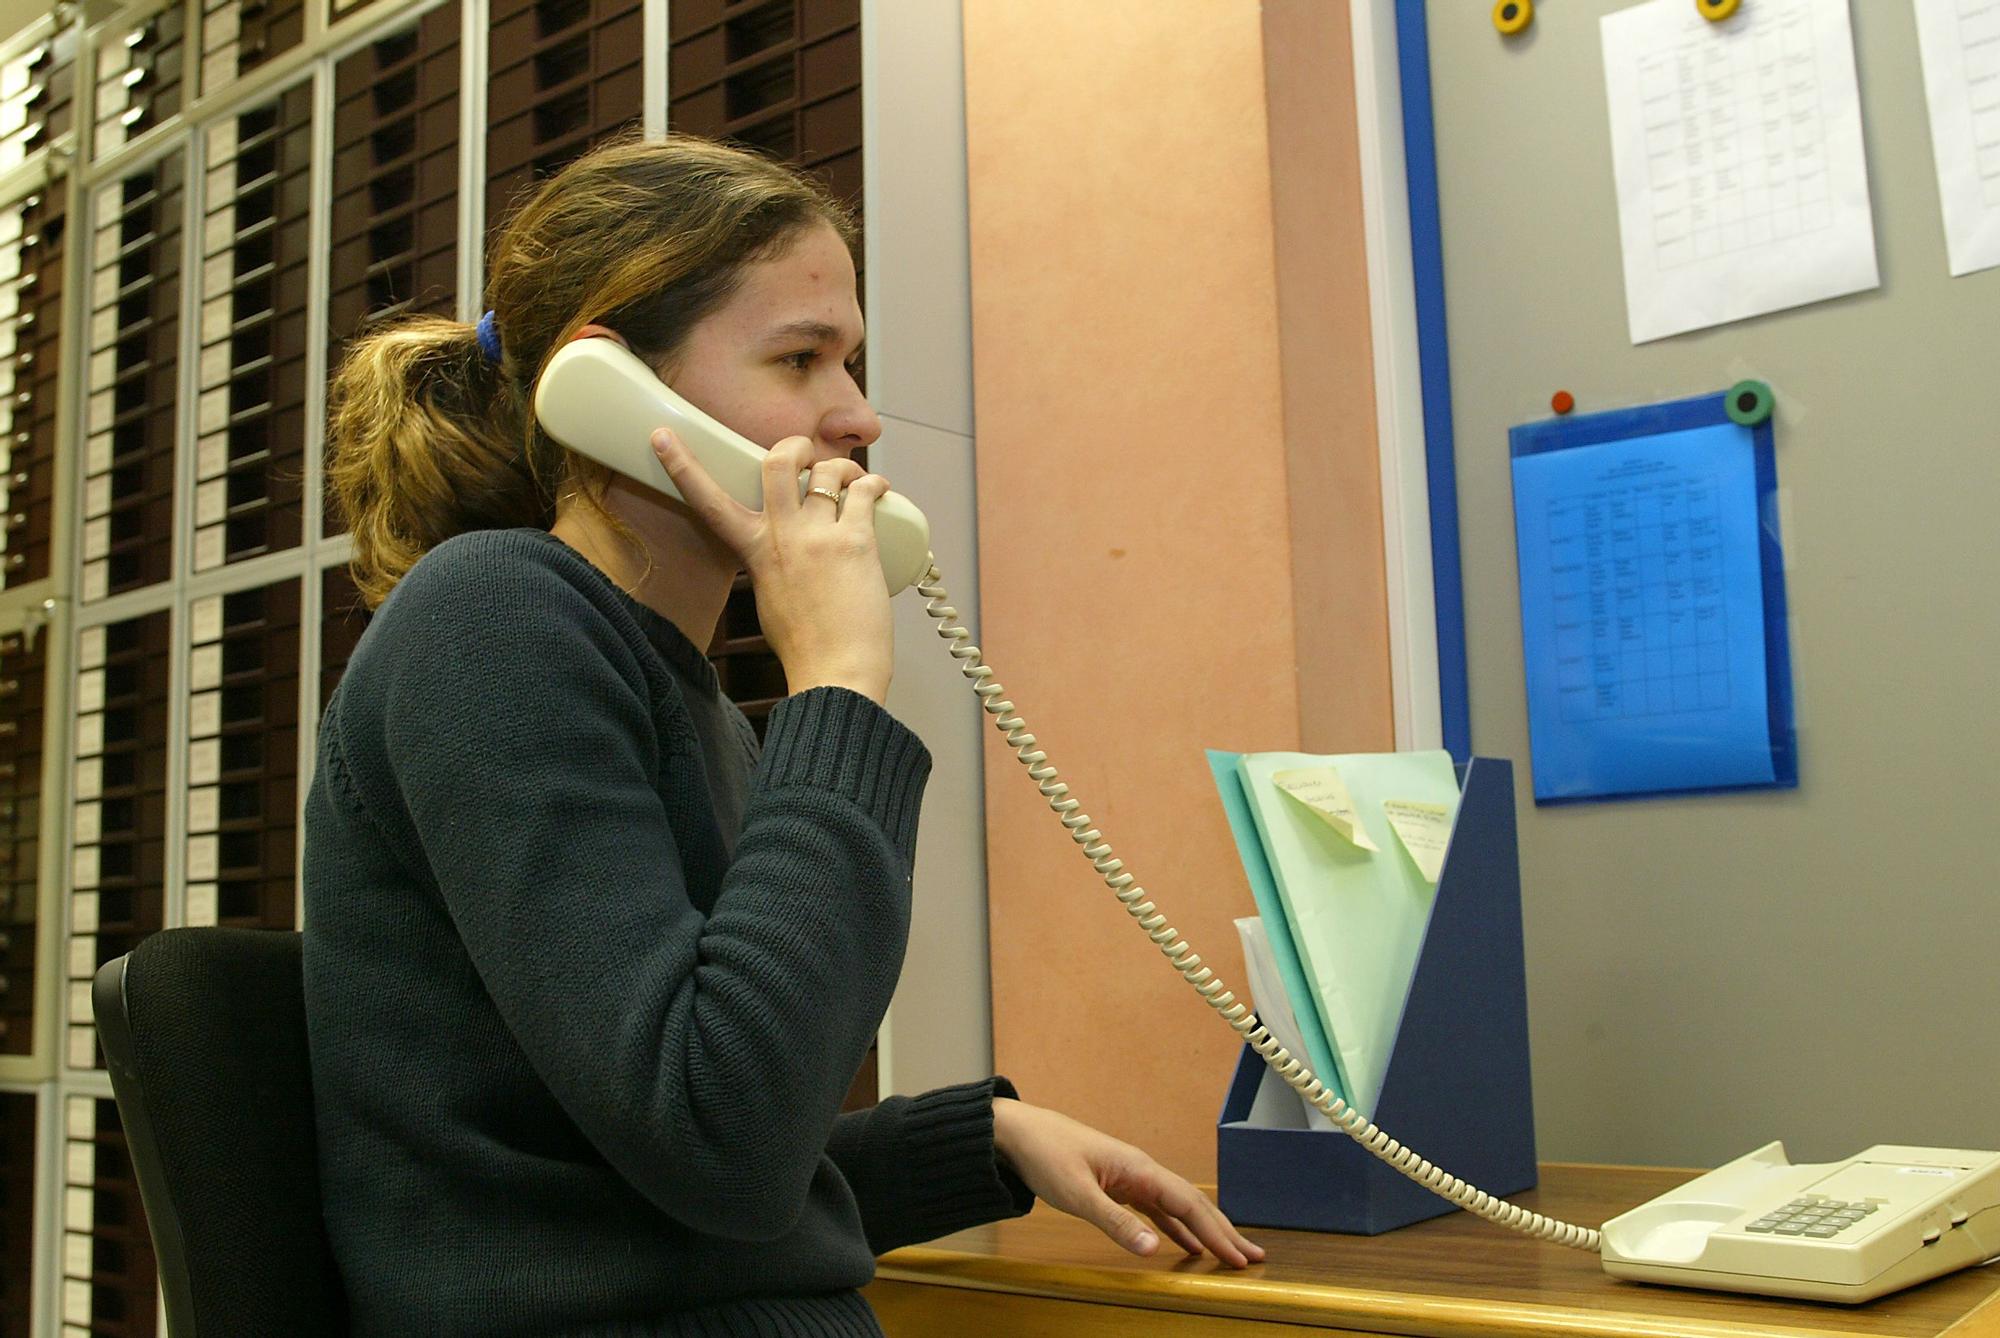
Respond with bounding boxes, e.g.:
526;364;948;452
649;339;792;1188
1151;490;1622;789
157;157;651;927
1425;0;1999;1168
863;0;994;1097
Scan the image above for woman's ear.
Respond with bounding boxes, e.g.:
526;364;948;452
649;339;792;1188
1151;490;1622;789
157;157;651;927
571;324;630;348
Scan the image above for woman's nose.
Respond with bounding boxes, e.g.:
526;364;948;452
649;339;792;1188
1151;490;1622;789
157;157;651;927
826;390;882;451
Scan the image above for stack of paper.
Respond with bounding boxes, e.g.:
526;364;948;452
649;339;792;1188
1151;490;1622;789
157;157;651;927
1232;917;1337;1132
1211;750;1462;1120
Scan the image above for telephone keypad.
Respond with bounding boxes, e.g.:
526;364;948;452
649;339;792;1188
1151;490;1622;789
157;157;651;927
1744;1196;1883;1238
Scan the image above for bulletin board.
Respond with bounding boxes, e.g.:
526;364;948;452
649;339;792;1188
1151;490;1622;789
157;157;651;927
1415;0;2000;1168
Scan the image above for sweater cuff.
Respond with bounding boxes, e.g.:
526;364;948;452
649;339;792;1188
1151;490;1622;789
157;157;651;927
756;687;932;857
987;1076;1037;1216
896;1076;1036;1243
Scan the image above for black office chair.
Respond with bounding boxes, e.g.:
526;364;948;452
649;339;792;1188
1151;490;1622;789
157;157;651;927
93;927;348;1336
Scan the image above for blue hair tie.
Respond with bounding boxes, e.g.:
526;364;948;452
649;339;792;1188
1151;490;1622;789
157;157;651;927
475;310;503;364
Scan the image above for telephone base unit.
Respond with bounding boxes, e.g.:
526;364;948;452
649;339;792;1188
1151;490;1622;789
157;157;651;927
1600;1143;2000;1304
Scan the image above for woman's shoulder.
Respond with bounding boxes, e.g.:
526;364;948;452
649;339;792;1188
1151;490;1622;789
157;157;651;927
375;528;650;643
391;527;592;610
348;529;659;697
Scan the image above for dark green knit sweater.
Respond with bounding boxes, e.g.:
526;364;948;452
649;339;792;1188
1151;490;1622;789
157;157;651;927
302;528;1032;1336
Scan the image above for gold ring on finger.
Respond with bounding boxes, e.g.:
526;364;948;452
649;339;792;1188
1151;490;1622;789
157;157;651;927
807;486;844;506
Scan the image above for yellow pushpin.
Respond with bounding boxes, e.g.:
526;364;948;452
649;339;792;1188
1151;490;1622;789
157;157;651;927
1493;0;1533;36
1697;0;1741;21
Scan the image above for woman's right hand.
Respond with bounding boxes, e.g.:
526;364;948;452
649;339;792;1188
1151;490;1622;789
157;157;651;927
651;428;895;705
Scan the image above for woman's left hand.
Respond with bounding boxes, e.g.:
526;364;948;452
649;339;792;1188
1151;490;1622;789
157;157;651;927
992;1098;1266;1268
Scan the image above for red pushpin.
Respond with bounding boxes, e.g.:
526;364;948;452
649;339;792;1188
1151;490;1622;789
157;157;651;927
1551;390;1576;415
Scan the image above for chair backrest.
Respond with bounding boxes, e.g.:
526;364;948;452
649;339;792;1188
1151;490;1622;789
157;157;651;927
92;927;347;1336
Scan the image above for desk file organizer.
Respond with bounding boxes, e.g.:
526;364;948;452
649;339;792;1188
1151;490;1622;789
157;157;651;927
1216;757;1538;1234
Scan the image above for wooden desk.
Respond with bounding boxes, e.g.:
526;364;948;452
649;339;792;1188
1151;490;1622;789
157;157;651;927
866;1164;2000;1337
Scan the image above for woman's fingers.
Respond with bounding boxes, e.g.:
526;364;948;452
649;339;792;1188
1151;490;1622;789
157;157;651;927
1142;1207;1207;1258
826;471;891;527
760;435;820;518
1148;1179;1264;1267
798;457;869;517
1077;1182;1165;1257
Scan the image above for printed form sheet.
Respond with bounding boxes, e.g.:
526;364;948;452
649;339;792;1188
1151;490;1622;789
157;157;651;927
1915;0;2000;275
1602;0;1879;342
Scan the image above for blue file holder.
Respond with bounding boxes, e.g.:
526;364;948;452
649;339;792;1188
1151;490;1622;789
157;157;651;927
1215;757;1538;1235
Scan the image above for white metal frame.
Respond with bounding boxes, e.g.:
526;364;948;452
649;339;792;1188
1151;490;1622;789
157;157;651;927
1348;1;1441;753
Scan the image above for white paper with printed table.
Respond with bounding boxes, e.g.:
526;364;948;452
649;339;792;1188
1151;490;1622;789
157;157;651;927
1234;751;1462;1120
1600;0;1878;342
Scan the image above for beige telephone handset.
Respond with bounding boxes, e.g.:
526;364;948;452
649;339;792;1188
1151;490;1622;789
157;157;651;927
532;339;933;595
533;339;2000;1305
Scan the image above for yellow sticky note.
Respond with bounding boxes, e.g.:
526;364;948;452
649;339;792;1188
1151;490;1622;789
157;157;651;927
1382;799;1451;883
1272;767;1379;851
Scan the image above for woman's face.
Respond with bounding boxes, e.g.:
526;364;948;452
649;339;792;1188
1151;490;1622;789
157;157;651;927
661;222;880;467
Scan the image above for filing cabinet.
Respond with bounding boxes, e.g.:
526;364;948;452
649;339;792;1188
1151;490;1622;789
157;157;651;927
198;0;305;94
0;1089;33;1338
59;1095;157;1337
195;84;311;570
0;188;61;590
667;0;861;214
326;5;462;537
81;158;181;602
318;564;372;708
486;0;644;238
66;611;170;1076
0;25;76;178
328;4;460;336
0;625;45;1058
93;5;185;159
184;582;298;930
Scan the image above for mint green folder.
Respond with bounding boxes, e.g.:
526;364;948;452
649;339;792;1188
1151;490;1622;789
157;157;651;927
1234;750;1460;1120
1205;750;1346;1107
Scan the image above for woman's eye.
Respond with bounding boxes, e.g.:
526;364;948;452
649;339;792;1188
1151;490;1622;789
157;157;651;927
782;351;817;371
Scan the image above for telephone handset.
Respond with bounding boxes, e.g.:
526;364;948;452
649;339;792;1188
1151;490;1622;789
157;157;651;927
532;341;2000;1305
532;339;934;595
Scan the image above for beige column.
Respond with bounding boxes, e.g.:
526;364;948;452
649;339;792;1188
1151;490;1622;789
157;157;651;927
963;0;1391;1180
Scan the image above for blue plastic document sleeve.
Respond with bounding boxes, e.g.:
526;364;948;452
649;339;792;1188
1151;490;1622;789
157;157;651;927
1508;392;1797;803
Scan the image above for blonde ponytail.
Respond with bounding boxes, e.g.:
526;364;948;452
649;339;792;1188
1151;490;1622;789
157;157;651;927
325;316;550;609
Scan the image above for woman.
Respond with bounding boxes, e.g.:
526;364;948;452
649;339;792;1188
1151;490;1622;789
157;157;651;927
304;133;1261;1336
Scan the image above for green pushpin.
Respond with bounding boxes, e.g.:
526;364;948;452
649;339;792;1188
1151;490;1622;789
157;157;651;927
1726;379;1773;426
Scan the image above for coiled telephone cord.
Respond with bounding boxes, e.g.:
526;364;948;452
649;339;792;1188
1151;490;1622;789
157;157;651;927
917;557;1602;1254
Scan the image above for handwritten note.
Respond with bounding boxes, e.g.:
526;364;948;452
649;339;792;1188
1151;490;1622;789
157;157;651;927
1272;767;1379;851
1383;800;1452;883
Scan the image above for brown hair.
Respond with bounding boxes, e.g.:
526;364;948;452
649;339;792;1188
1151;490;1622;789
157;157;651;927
326;132;857;608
